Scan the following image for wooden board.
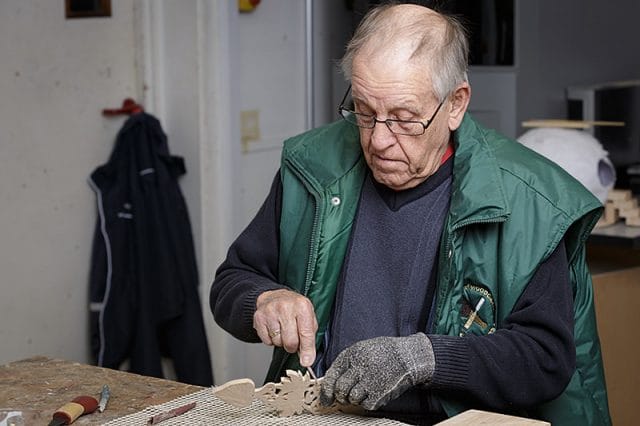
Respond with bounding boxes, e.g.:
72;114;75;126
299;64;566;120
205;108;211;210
435;409;550;425
521;119;625;129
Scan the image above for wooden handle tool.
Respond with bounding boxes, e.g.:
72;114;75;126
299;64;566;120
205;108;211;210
48;395;99;425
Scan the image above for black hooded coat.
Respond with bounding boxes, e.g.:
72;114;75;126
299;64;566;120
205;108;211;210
88;112;213;386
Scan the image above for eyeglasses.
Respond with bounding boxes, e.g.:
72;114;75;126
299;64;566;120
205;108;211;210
337;85;445;136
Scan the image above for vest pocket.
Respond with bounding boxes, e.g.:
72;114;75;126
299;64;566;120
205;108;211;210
459;283;496;337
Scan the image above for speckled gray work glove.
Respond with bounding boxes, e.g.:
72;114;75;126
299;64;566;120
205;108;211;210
320;333;434;411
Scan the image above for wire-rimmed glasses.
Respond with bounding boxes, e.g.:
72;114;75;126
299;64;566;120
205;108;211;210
338;85;444;136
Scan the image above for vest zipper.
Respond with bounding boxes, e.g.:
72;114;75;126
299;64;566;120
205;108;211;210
433;231;454;333
303;194;322;296
272;160;325;379
282;157;324;297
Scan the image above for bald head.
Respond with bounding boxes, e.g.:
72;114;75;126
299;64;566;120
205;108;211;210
356;4;447;54
341;4;468;101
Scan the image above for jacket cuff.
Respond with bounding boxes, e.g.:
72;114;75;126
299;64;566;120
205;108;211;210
241;283;288;335
427;334;470;390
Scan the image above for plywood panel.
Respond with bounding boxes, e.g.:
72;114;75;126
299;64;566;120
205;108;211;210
436;409;549;425
592;267;640;426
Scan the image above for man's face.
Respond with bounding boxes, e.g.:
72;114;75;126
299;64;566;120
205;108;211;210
350;53;452;191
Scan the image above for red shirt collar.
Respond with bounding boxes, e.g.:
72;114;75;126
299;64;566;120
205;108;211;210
440;140;454;165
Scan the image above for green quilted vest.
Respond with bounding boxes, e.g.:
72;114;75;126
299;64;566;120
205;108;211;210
266;115;611;425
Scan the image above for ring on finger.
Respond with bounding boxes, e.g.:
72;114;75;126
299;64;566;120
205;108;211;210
268;329;281;338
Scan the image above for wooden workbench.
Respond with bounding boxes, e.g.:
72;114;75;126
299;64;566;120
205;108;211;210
1;357;555;425
0;356;203;425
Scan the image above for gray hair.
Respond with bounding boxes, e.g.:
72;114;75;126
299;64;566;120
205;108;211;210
340;4;469;102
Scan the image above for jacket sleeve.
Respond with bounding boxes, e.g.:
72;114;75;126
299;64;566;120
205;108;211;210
428;239;576;411
209;172;287;342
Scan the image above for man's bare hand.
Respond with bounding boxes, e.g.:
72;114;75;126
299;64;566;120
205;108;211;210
253;289;318;367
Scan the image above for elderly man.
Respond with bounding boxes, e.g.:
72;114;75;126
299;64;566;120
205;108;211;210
210;4;610;425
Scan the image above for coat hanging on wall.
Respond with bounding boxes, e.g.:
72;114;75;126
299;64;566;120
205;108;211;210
88;110;213;386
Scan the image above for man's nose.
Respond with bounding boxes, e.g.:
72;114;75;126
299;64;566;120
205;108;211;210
369;119;396;148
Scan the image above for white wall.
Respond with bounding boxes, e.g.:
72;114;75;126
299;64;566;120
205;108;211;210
0;1;138;364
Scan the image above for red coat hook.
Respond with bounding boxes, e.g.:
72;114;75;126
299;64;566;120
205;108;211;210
102;98;144;116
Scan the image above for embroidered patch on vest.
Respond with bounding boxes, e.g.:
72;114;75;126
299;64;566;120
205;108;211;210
459;283;497;337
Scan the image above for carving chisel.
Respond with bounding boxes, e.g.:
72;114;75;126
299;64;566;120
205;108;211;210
98;384;110;413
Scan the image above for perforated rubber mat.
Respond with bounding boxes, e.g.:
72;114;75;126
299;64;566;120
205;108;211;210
102;388;409;425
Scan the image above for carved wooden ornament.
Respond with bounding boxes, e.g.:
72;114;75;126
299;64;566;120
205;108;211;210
213;370;352;417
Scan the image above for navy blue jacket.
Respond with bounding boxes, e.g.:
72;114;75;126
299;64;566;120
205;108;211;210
89;112;213;386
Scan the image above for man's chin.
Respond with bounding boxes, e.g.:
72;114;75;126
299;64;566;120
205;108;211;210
372;172;409;191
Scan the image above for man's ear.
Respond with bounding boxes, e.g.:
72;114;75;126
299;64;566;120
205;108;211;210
447;82;471;131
